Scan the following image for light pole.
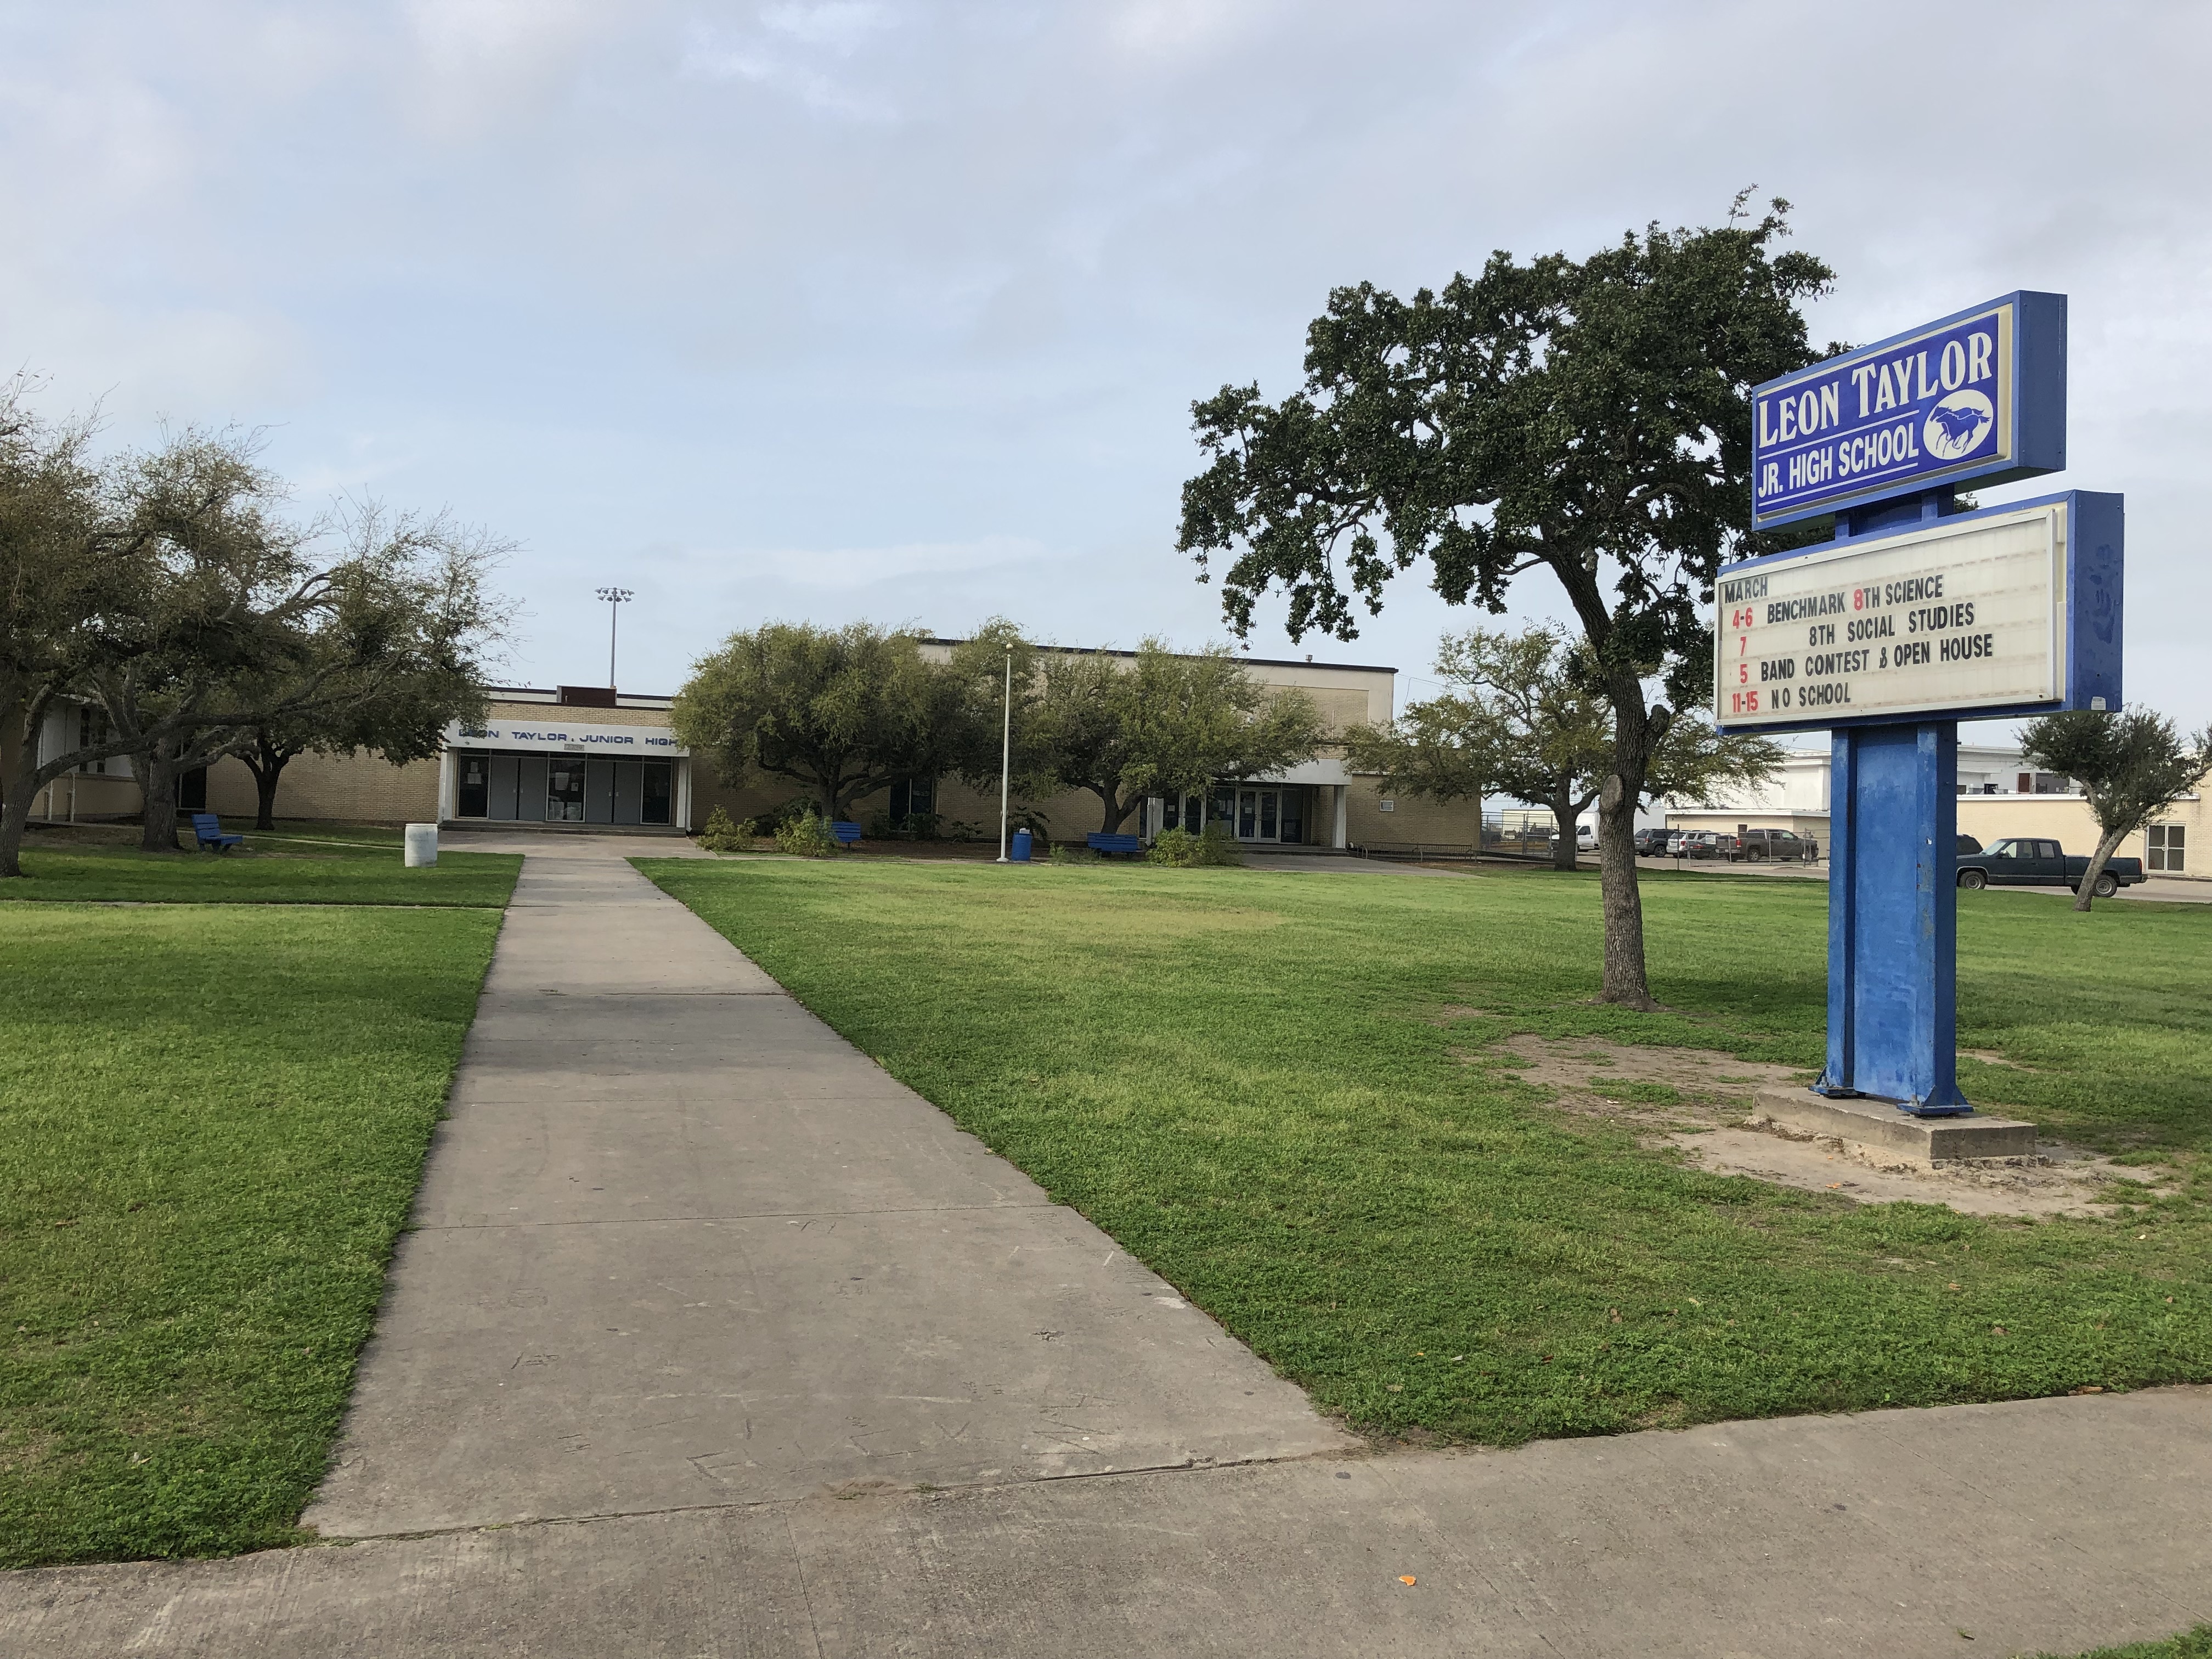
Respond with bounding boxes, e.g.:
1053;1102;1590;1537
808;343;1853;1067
595;587;633;687
995;641;1013;862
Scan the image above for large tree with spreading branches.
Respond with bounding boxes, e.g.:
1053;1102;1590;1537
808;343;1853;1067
1178;196;1836;1005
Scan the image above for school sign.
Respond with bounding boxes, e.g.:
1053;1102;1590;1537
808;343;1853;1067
1716;290;2124;1118
1750;291;2068;531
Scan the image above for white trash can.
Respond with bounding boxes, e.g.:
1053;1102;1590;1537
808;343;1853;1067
403;823;439;868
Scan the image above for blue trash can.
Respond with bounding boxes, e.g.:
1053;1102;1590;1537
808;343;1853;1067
1011;827;1033;862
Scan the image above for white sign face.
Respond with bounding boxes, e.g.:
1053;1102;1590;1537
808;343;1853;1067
1715;503;2067;727
443;718;688;757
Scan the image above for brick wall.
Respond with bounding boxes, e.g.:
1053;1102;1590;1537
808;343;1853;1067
204;751;440;825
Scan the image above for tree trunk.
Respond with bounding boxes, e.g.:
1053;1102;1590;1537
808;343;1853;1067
138;743;183;853
1539;787;1593;876
1592;671;1663;1008
1094;785;1132;833
1595;774;1656;1006
2073;823;2131;913
0;763;35;879
242;738;295;831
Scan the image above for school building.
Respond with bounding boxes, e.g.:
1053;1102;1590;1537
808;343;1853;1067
9;642;1482;854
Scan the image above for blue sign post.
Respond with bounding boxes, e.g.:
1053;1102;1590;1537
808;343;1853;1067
1719;292;2124;1118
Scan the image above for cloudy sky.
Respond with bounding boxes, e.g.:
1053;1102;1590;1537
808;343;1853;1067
3;1;2206;738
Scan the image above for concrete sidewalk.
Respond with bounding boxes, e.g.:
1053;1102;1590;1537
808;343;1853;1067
304;838;1348;1537
5;836;2208;1656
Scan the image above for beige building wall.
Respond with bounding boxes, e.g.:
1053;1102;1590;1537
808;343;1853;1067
1345;782;1481;848
202;750;439;825
20;770;142;821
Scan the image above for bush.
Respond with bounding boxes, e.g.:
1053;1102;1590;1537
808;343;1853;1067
866;811;944;841
1147;827;1201;866
696;806;750;853
1047;842;1093;864
774;811;839;857
1197;821;1244;866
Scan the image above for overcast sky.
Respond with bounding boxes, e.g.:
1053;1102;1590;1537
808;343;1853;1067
4;1;2206;741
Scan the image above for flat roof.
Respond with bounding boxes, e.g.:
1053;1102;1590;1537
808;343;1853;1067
485;685;676;707
919;637;1396;674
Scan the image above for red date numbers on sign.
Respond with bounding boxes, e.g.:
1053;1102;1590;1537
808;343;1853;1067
1730;607;1759;629
1727;690;1761;714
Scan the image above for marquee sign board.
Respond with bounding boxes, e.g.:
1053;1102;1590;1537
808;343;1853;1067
1714;490;2122;735
443;718;688;756
1750;291;2068;531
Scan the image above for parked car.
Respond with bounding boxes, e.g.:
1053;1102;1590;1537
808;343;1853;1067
1957;833;1983;856
1669;831;1726;859
1548;822;1599;853
1954;837;2146;898
1633;827;1673;857
1734;828;1817;862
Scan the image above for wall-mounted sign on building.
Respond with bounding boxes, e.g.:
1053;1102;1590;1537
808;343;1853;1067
442;718;688;757
1750;291;2068;531
1715;493;2123;732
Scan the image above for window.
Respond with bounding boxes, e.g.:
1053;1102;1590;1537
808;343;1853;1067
2033;773;2069;794
77;707;110;774
1378;798;1396;813
547;760;586;822
2149;823;2186;873
641;763;672;826
2036;840;2062;860
457;752;490;818
889;776;936;821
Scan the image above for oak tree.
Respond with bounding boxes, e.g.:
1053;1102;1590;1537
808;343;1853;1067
2019;707;2210;911
1179;198;1833;1004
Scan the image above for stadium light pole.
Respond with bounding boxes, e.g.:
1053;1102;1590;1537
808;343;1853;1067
595;587;633;687
996;641;1013;862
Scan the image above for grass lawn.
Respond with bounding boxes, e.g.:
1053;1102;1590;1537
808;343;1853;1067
2053;1627;2212;1659
641;857;2210;1446
3;821;520;907
0;900;505;1567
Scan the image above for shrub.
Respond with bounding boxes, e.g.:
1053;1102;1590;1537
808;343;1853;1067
866;811;944;842
696;806;749;853
1196;822;1244;866
1147;827;1201;867
775;811;839;857
1047;842;1093;864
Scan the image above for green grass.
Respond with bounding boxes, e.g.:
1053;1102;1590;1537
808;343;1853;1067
2;822;520;907
640;858;2211;1446
0;902;504;1566
2044;1626;2212;1659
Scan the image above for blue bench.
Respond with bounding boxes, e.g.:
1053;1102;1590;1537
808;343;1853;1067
190;812;244;853
1086;832;1143;858
830;821;864;846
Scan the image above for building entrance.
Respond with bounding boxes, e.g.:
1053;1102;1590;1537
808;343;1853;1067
1203;785;1305;844
450;750;675;826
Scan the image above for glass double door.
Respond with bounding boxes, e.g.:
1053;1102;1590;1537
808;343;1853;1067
1205;786;1303;843
454;750;673;825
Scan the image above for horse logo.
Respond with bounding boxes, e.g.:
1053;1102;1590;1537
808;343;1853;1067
1923;389;1995;461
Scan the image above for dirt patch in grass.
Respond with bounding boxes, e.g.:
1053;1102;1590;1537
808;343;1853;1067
1482;1033;2168;1220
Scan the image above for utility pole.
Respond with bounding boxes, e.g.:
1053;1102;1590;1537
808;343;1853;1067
595;587;633;687
996;641;1013;862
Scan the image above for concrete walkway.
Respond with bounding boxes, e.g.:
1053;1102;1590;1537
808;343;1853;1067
5;836;2209;1656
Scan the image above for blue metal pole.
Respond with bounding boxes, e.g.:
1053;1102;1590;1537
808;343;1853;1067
1813;488;1971;1117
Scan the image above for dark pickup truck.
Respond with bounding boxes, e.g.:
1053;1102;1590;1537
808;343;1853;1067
1955;837;2146;898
